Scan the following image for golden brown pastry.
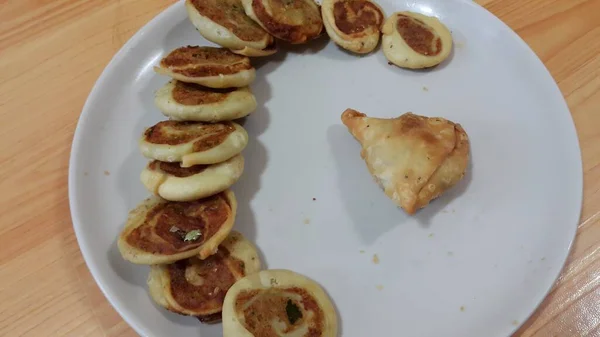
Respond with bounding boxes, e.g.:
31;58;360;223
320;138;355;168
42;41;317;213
185;0;273;50
117;191;237;264
321;0;385;54
241;0;324;44
140;155;244;202
138;120;248;167
382;11;453;69
154;46;256;88
154;80;257;122
341;109;469;214
147;231;261;322
222;269;338;337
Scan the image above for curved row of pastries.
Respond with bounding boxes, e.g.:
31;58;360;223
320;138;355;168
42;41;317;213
184;0;454;68
116;1;341;336
116;1;469;336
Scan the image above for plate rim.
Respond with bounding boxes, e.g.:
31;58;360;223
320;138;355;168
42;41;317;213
67;0;584;336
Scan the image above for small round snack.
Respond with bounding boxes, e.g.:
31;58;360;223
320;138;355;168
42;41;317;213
382;11;453;69
321;0;385;54
241;0;324;44
154;80;257;122
139;120;248;167
147;231;261;323
185;0;274;52
140;154;245;202
154;46;256;88
222;269;338;337
117;190;237;264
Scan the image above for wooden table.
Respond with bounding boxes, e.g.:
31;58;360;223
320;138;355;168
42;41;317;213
0;0;598;336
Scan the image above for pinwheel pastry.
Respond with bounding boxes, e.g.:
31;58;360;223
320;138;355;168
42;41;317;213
139;120;248;167
382;11;453;69
241;0;324;44
185;0;277;56
118;190;237;264
147;231;261;323
321;0;385;54
341;109;469;214
154;80;257;122
154;46;256;88
140;155;244;202
222;269;338;337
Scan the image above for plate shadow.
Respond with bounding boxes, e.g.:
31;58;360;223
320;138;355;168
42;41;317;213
327;124;407;245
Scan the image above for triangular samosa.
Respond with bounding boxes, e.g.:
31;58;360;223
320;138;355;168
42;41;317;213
341;109;470;214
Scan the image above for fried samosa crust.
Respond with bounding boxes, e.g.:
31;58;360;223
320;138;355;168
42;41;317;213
341;109;470;214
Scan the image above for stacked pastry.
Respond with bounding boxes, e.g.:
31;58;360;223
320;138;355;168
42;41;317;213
117;45;258;323
116;2;339;334
184;0;324;56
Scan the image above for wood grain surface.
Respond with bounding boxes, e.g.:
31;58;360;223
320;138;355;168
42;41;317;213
0;0;598;336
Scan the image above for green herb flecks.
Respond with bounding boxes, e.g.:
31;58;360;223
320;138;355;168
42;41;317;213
286;299;302;325
183;230;202;242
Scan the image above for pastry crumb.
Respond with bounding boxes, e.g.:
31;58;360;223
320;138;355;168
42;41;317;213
541;257;546;261
303;218;311;225
428;233;434;238
103;170;110;176
460;306;465;312
372;254;380;264
512;320;520;326
376;284;384;291
359;250;365;254
422;86;428;92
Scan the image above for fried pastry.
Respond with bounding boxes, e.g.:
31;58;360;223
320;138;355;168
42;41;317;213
241;0;324;44
222;269;338;337
382;11;453;69
154;80;257;122
147;231;261;322
185;0;275;54
154;46;256;88
341;109;469;214
139;120;248;167
140;155;244;202
117;191;237;264
321;0;385;54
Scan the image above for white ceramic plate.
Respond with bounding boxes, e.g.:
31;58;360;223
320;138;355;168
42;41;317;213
69;0;582;336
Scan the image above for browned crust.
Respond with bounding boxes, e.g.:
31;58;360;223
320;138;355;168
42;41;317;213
148;160;208;177
235;287;325;336
124;193;232;255
172;81;236;106
165;249;246;316
143;121;235;147
396;14;442;56
189;0;272;43
160;46;252;77
332;0;384;36
251;0;323;43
